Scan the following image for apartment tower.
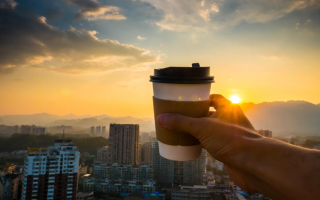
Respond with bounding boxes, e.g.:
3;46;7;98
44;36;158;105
109;124;139;165
22;140;79;200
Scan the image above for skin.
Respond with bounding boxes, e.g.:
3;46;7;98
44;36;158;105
156;94;320;200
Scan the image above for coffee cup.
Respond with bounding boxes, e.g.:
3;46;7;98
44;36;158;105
150;63;214;161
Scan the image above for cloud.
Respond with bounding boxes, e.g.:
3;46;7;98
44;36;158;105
137;35;147;40
141;0;320;32
0;4;158;74
45;8;64;22
0;0;17;9
64;0;126;21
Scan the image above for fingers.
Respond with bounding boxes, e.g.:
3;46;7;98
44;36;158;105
210;94;232;110
157;113;206;138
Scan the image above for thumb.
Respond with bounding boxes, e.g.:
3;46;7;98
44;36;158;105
156;113;205;138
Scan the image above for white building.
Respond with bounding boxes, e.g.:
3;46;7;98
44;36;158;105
22;140;79;200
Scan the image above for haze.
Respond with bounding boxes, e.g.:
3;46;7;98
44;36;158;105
1;0;320;118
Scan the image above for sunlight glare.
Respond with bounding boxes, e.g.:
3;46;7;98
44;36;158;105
229;95;242;104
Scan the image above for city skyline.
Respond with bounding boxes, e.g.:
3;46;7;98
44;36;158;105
1;0;320;118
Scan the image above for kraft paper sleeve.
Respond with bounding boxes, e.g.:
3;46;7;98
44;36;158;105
153;97;211;146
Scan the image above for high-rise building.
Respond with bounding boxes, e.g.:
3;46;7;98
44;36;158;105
139;142;152;165
22;140;79;200
90;126;95;137
257;130;272;138
96;126;101;137
109;124;139;165
102;126;106;137
152;140;206;186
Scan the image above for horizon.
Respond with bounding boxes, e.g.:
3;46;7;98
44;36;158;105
1;0;320;118
0;99;319;118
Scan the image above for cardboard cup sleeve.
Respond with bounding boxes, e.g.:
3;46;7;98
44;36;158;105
153;96;211;146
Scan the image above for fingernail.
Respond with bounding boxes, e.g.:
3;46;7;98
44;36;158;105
157;113;169;126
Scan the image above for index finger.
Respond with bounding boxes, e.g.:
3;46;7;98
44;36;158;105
210;94;232;110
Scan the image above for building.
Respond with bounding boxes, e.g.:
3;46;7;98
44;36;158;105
21;125;32;134
152;140;174;184
83;179;155;195
171;185;214;200
140;133;151;143
96;126;101;137
90;126;95;137
152;140;206;186
32;127;46;135
139;142;152;165
109;124;139;165
20;125;46;135
93;163;153;180
14;125;19;133
257;130;272;138
0;174;21;200
97;146;111;163
210;160;225;171
151;131;156;139
102;126;106;137
22;139;80;200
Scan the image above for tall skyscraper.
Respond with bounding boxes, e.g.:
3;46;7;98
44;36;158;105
102;126;106;137
22;140;79;200
96;126;101;137
90;126;95;136
109;124;139;165
152;140;206;186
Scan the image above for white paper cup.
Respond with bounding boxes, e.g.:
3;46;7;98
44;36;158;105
150;63;214;161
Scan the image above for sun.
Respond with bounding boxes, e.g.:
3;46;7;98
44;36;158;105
229;94;242;104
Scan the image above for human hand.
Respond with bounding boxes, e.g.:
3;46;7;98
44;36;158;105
156;94;263;193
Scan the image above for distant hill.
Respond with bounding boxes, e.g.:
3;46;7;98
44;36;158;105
51;116;155;132
1;100;320;136
0;113;92;126
241;101;320;136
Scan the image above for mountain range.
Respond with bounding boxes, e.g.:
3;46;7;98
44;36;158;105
0;100;319;136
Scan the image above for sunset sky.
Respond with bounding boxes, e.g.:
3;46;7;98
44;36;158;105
0;0;320;118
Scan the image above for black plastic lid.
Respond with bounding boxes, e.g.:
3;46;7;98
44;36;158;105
150;63;214;84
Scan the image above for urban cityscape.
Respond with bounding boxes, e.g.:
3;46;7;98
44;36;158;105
1;122;319;200
1;0;320;199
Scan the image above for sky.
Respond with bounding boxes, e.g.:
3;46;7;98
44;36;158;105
0;0;320;118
